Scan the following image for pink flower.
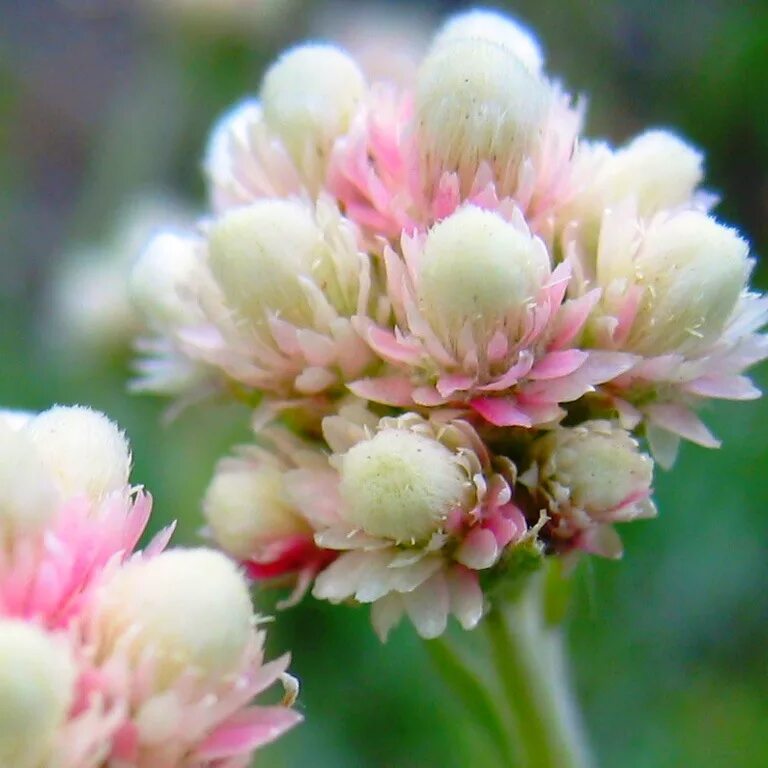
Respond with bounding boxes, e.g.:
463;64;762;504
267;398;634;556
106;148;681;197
0;407;300;766
287;404;529;639
350;205;633;428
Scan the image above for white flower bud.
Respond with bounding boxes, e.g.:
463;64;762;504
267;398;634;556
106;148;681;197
596;130;703;216
338;428;467;543
261;44;365;184
432;9;544;74
624;211;750;355
0;621;75;768
542;421;653;521
95;549;253;687
23;406;131;501
416;38;550;194
0;422;59;542
208;200;327;329
130;233;204;331
419;206;549;342
203;463;309;559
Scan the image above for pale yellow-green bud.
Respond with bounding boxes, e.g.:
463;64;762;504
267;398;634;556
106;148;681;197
130;233;204;331
23;406;131;501
625;211;749;355
596;130;703;216
208;199;326;328
203;462;309;559
542;421;653;521
0;422;59;543
419;206;549;343
0;621;75;768
416;38;550;194
338;428;467;543
432;9;544;74
261;44;365;184
95;549;253;688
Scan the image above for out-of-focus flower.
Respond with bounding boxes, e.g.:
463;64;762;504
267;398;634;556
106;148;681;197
204;425;335;607
0;404;300;764
47;196;192;360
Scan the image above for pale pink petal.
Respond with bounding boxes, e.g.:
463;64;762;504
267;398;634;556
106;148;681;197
644;403;720;448
197;707;303;758
455;528;499;570
528;349;589;380
470;397;532;427
403;574;450;639
685;375;761;400
348;376;415;406
445;568;484;630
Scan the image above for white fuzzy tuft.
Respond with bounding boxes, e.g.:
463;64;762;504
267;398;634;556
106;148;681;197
23;406;131;501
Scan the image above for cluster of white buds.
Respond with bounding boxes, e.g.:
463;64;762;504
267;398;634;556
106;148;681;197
129;7;766;638
0;405;300;765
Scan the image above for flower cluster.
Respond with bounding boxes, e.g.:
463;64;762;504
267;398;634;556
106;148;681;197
0;405;299;766
131;9;767;638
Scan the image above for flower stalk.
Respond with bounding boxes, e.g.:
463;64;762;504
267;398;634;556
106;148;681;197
485;574;592;768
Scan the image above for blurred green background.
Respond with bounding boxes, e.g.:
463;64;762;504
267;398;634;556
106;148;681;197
1;1;767;765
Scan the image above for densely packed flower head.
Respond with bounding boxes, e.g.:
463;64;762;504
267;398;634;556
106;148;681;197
0;405;299;766
131;8;767;638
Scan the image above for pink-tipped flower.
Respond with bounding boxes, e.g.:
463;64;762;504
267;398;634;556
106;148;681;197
0;406;166;629
351;205;633;428
522;420;655;558
566;204;767;464
327;25;582;246
204;425;337;608
0;406;301;766
133;197;389;417
285;402;528;639
78;548;301;767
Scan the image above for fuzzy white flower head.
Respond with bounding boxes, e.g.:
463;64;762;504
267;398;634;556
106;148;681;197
95;548;253;688
416;37;551;194
0;621;76;768
540;421;654;522
23;406;131;501
130;232;204;332
337;427;468;543
419;206;550;344
261;44;366;185
616;211;750;355
204;462;309;560
432;8;544;75
0;422;60;542
209;199;330;329
595;130;703;217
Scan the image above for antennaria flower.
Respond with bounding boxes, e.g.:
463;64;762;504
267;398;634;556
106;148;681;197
261;44;366;188
0;405;301;765
525;420;655;557
431;8;544;75
122;6;768;763
0;621;75;768
416;37;550;198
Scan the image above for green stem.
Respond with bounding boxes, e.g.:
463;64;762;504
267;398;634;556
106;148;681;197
424;635;517;765
485;577;592;768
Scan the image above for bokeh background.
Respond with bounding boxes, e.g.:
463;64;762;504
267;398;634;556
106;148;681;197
1;1;767;765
